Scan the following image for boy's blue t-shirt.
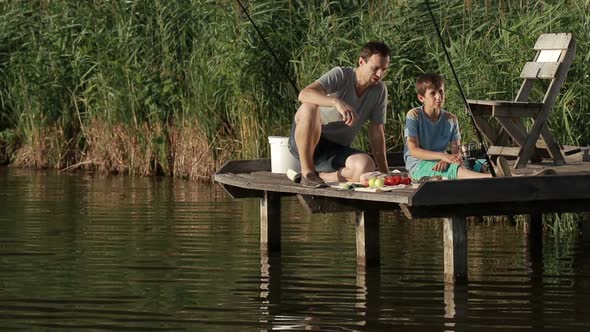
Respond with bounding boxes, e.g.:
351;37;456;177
403;106;461;173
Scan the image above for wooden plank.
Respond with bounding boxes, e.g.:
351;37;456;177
219;183;263;199
260;191;281;252
493;104;542;118
495;117;528;146
443;217;467;284
540;125;566;165
467;99;541;108
496;117;546;162
494;127;513;146
216;159;271;174
487;145;550;159
520;62;560;79
533;33;572;50
215;172;415;204
296;194;399;214
401;199;590;219
356;210;380;266
488;145;520;157
515;110;552;168
468;103;493;118
409;175;590;207
297;194;356;213
473;115;499;144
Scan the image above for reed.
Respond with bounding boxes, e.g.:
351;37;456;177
0;0;588;183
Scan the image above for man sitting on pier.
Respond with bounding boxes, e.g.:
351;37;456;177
288;41;391;188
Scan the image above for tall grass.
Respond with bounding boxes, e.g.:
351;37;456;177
0;0;589;178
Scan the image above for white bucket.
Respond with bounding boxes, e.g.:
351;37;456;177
268;136;300;173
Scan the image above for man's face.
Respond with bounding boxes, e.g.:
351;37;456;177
418;85;446;110
358;54;389;85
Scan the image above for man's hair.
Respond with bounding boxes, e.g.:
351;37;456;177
416;73;445;96
360;41;391;60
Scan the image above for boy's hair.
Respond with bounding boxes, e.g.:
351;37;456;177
360;41;391;60
416;73;445;96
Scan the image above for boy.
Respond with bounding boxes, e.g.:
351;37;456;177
403;73;509;180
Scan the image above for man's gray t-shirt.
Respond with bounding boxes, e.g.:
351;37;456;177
316;67;387;146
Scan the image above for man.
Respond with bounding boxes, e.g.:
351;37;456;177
288;41;390;188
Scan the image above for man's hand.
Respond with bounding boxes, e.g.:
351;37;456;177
335;99;356;126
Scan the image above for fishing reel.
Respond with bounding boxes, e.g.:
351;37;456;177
459;142;485;161
459;142;487;171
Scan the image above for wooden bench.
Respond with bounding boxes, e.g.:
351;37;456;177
468;33;576;168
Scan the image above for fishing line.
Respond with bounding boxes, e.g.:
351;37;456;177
235;0;300;96
424;0;497;177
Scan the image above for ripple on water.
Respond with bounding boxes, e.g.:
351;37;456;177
1;168;590;331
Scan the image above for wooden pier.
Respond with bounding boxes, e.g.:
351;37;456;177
214;153;590;284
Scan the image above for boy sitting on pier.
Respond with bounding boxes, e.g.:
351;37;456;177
404;73;510;180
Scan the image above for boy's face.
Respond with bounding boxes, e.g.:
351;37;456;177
418;84;445;110
358;54;389;85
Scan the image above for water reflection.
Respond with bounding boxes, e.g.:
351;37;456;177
1;167;590;331
443;283;468;331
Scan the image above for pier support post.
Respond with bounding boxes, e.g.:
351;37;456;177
260;191;281;252
583;212;590;246
259;250;282;325
525;213;543;255
443;217;467;284
356;264;381;326
356;210;380;266
444;282;468;329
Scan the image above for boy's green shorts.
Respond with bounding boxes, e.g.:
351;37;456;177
410;160;460;180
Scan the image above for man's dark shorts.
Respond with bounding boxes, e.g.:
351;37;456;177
288;122;364;173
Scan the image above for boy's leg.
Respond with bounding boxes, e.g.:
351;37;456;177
454;156;514;178
411;161;491;180
410;160;455;180
456;166;492;179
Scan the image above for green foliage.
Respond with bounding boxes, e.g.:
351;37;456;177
0;0;588;167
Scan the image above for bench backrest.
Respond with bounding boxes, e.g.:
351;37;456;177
516;33;575;104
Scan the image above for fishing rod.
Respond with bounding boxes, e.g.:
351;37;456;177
424;0;497;177
235;0;300;96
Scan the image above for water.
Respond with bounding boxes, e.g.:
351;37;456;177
1;167;589;331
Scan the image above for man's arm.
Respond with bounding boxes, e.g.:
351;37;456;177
369;123;389;173
299;81;356;125
298;81;330;105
